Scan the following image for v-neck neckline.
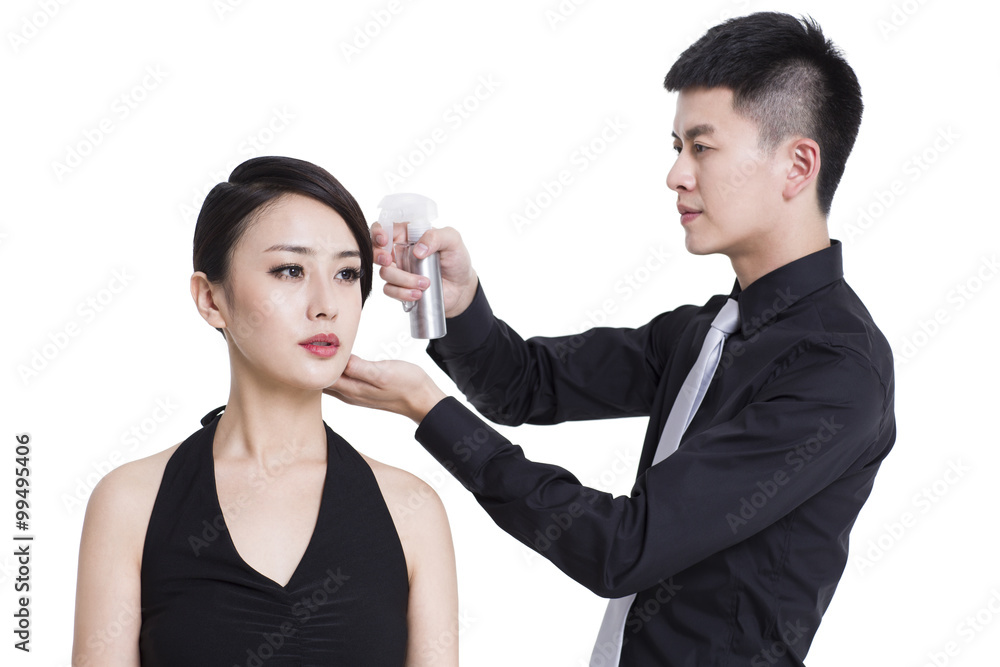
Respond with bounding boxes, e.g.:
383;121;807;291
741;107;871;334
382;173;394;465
204;417;332;591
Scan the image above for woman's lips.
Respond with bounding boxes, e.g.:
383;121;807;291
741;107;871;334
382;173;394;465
299;341;339;358
299;333;340;358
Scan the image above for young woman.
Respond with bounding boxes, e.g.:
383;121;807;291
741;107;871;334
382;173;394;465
72;156;458;666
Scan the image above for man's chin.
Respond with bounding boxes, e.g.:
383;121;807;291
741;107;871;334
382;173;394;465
683;232;716;256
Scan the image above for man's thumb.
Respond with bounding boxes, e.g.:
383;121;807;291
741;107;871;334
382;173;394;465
343;354;383;385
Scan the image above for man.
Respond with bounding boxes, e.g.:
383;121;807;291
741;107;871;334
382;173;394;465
330;12;895;666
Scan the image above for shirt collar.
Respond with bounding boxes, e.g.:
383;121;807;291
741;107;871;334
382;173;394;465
727;238;844;339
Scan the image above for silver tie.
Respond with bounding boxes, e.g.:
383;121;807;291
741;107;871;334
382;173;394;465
589;297;741;666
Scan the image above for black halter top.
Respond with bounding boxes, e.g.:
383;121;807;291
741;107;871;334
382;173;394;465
138;406;409;666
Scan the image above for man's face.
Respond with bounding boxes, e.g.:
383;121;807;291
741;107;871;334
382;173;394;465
667;86;787;258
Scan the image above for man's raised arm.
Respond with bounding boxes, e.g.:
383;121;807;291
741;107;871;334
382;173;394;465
372;221;688;426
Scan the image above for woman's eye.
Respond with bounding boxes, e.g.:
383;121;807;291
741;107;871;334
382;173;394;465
337;268;362;283
269;264;303;279
694;144;708;153
672;145;682;155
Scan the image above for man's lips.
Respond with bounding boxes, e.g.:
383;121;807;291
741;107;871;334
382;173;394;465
677;204;702;225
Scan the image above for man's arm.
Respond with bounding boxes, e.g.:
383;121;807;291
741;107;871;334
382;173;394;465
426;280;697;426
414;342;892;598
370;222;692;426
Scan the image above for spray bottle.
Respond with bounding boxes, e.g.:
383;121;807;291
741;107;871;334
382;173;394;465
377;193;446;339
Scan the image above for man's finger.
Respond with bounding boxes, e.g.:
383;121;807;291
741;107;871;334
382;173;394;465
383;283;424;303
391;221;408;245
370;222;393;266
370;221;389;248
341;354;386;388
379;263;429;291
413;226;463;259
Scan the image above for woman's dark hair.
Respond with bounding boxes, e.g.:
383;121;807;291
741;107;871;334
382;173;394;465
664;12;863;216
192;156;373;339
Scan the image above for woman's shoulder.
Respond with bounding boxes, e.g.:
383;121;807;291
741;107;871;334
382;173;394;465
359;453;453;573
359;452;445;518
91;442;182;507
82;442;185;557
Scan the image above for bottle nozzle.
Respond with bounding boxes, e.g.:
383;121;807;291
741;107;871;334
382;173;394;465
377;193;439;242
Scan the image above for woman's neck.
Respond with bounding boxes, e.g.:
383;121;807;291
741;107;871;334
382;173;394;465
213;374;329;467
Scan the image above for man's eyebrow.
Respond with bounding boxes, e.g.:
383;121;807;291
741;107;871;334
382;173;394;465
671;124;716;141
263;244;361;259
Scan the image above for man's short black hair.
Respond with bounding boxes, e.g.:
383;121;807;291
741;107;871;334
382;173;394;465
664;12;863;216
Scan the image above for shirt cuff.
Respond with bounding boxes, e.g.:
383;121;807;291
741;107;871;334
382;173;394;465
414;396;505;488
426;280;495;357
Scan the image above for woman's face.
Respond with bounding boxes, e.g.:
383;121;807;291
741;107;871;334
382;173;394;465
215;192;364;392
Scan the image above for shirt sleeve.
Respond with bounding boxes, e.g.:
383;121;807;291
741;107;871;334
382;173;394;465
414;342;890;598
426;281;695;426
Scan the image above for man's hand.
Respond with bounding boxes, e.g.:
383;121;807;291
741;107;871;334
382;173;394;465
371;222;479;319
324;354;447;424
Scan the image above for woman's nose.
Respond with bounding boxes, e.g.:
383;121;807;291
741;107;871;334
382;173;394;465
308;276;339;320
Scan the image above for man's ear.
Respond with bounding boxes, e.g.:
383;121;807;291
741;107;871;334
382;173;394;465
190;272;228;330
782;137;821;201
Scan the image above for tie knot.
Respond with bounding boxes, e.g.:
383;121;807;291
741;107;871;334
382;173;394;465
711;298;740;335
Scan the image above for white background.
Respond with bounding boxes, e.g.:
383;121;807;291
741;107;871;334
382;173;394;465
3;0;999;665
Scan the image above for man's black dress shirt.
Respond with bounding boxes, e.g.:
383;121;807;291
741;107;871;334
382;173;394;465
414;239;896;666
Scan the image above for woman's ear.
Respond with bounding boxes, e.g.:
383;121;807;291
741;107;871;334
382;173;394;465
190;272;228;330
782;137;821;201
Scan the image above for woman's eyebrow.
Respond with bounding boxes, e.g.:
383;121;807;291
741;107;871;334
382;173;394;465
263;244;360;259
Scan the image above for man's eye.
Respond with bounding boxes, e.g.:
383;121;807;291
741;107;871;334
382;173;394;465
694;144;708;153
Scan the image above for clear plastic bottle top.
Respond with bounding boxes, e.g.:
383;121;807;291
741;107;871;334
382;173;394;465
377;193;438;243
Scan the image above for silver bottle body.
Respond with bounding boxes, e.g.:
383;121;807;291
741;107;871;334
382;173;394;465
396;242;446;339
